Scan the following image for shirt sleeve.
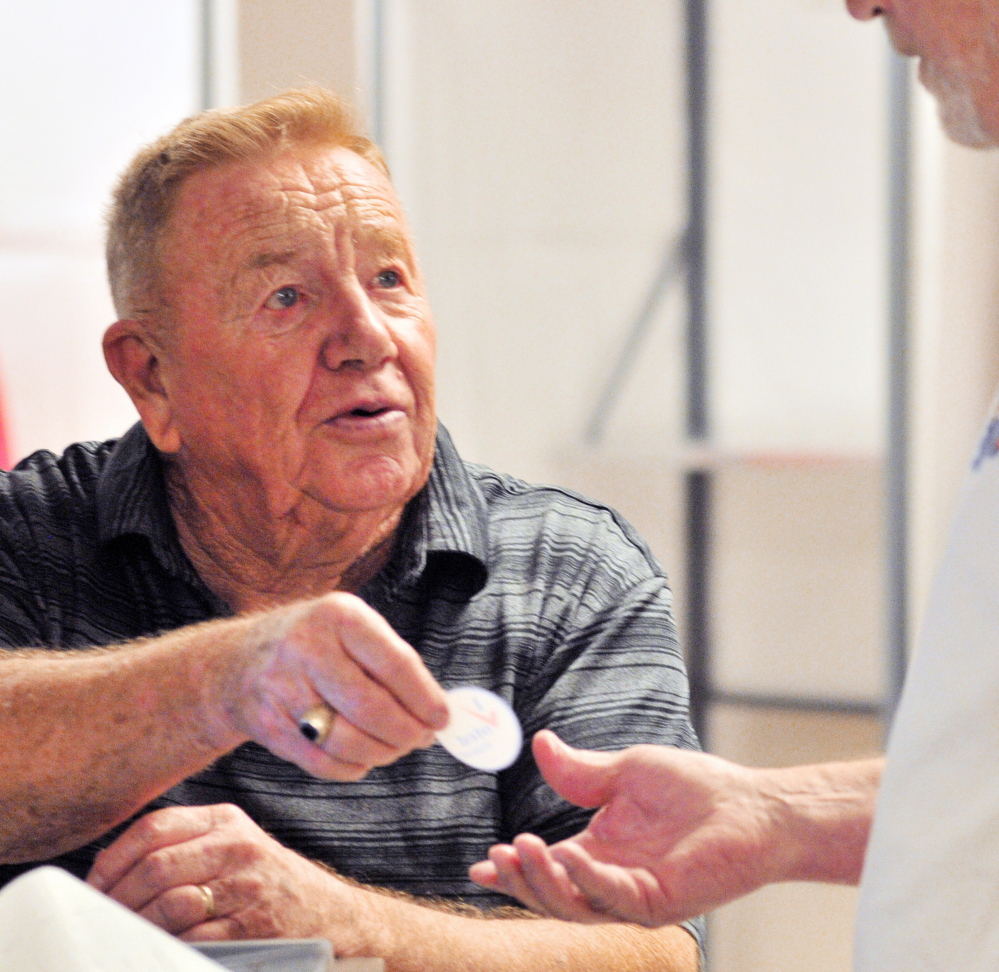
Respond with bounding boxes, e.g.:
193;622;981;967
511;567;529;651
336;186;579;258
0;472;62;647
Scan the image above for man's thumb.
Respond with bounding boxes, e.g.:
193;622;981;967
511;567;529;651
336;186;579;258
532;730;617;808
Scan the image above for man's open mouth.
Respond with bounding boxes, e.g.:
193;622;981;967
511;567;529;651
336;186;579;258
349;406;391;418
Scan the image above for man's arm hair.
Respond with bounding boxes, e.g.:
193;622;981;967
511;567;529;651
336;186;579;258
0;618;253;862
0;593;448;866
315;864;700;972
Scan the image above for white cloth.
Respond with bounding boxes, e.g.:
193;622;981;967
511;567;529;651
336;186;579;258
854;405;999;969
0;866;223;971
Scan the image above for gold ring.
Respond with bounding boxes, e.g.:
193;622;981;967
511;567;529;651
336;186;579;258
195;883;216;921
299;703;335;746
194;884;218;921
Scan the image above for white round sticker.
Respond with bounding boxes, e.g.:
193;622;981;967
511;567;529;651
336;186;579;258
435;686;523;772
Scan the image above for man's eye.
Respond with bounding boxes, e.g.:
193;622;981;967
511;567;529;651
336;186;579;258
375;269;402;289
265;286;301;310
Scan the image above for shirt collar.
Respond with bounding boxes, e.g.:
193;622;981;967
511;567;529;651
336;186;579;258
95;421;490;597
387;424;490;597
95;423;205;586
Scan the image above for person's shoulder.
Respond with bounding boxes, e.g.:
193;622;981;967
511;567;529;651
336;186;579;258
1;437;119;512
464;460;666;580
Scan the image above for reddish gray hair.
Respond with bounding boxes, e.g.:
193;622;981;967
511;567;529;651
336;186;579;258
106;87;388;321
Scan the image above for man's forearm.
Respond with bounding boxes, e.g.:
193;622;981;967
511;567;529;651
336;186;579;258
0;617;252;863
0;591;449;866
763;756;883;885
345;887;699;972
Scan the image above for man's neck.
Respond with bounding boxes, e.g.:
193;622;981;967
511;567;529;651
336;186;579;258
164;462;402;613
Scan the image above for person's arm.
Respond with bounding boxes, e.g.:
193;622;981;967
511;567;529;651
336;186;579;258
86;803;699;972
470;730;882;926
0;593;449;864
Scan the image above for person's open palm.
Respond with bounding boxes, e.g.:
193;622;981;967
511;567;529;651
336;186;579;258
470;730;786;926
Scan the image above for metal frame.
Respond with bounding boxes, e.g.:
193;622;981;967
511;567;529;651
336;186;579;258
684;17;911;741
584;233;689;445
583;3;910;743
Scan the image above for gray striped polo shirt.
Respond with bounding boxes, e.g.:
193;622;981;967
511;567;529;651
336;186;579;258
0;422;701;944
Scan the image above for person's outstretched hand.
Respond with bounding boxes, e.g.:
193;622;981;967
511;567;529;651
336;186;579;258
470;731;878;926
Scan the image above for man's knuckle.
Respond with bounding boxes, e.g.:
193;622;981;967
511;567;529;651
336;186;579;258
140;849;176;886
211;802;246;826
133;813;167;844
240;840;269;867
313;592;354;624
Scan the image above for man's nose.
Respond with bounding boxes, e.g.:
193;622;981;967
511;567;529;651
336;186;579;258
845;0;885;20
320;282;397;373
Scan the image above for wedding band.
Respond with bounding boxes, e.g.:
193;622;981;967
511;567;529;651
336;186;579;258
195;883;216;921
299;703;335;745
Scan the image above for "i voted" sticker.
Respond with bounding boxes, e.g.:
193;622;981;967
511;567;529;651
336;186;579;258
435;686;523;772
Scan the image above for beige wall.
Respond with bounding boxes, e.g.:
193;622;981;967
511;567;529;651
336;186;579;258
237;0;361;105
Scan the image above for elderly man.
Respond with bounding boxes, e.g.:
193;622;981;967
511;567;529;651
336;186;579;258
475;1;999;969
0;90;700;970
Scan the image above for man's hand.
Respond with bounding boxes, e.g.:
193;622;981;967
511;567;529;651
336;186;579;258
89;802;700;971
0;592;450;865
470;731;880;926
471;731;778;925
219;592;451;782
86;804;364;944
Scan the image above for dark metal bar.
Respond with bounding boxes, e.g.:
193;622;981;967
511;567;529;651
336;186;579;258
200;0;214;111
885;50;911;728
685;0;709;441
685;469;712;746
584;232;688;445
684;0;712;749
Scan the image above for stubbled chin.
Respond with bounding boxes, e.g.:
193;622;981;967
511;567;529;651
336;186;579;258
921;58;998;148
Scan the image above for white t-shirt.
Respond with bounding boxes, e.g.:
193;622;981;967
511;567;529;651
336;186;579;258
854;404;999;969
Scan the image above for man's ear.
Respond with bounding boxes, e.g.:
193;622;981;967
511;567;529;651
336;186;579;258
103;320;182;454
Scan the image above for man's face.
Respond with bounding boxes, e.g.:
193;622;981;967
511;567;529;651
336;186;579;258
153;146;437;524
847;0;999;147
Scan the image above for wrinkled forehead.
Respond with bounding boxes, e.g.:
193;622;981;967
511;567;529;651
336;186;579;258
163;146;411;268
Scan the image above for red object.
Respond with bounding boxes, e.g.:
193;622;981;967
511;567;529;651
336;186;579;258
0;374;13;470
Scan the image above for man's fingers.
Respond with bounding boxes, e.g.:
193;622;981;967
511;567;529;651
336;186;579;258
551;843;665;927
467;858;501;889
531;730;617;808
251;703;376;782
87;806;215;893
318;596;449;731
180;917;240;943
100;830;222;913
307;649;438;752
471;836;611;925
509;834;610;924
479;843;551;916
243;594;448;777
138;882;224;935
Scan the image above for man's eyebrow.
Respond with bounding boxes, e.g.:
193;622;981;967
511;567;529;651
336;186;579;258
246;250;299;270
356;224;411;255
